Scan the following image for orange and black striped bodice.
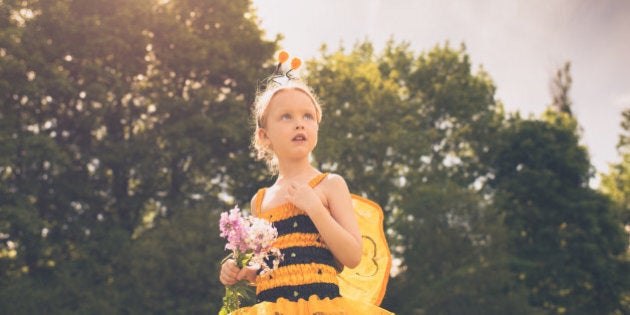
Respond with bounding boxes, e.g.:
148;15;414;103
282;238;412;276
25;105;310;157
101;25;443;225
253;173;340;303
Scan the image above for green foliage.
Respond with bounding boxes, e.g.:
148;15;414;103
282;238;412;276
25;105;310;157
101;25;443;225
600;109;630;313
490;118;630;314
601;109;630;225
308;41;502;207
1;0;627;313
542;61;580;139
1;0;274;313
307;41;533;314
387;181;539;315
120;203;227;315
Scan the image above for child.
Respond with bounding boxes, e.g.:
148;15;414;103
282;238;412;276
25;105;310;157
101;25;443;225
219;57;392;314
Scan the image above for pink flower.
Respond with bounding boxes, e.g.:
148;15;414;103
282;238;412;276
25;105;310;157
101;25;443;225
219;205;284;313
219;206;283;271
246;217;278;255
219;206;249;252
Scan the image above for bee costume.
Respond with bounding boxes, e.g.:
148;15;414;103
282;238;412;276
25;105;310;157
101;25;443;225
231;173;393;314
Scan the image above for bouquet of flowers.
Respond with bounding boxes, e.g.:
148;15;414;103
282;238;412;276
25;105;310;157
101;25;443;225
219;206;283;315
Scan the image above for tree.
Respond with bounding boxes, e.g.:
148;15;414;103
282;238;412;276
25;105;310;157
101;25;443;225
490;117;630;314
490;62;629;314
0;0;276;312
118;202;227;314
601;109;630;226
143;0;276;211
600;109;630;313
308;41;502;208
550;62;573;116
306;40;533;314
542;61;580;137
387;181;539;315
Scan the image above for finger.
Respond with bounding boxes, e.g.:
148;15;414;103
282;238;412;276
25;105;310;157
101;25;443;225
221;272;236;285
221;263;234;275
225;259;237;268
225;260;241;273
236;268;247;280
223;278;235;285
223;269;236;280
221;264;239;282
227;266;240;277
220;274;231;285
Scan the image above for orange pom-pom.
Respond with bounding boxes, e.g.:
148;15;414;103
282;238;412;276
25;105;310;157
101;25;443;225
290;57;302;70
278;50;289;64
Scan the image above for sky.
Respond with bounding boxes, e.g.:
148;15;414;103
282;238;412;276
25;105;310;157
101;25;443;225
251;0;630;181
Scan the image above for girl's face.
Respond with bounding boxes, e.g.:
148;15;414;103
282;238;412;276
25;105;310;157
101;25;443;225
259;89;319;162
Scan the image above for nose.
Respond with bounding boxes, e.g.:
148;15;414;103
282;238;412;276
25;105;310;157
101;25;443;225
295;121;305;130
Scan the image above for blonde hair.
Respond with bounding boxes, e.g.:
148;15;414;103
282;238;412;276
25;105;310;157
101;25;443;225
252;80;323;174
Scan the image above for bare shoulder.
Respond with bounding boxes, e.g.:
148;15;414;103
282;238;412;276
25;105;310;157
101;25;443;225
321;173;352;209
322;173;350;191
321;174;357;225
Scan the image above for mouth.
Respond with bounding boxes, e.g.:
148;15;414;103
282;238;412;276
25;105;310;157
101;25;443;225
292;133;307;142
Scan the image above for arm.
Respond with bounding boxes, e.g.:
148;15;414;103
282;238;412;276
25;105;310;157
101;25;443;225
286;174;363;268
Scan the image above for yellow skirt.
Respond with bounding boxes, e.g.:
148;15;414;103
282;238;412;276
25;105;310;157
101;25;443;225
231;295;394;315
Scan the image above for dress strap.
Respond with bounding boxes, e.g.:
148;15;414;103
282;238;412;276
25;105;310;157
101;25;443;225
252;188;266;217
254;174;326;216
308;173;329;188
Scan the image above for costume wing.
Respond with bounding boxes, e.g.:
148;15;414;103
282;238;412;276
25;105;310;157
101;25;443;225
338;195;391;306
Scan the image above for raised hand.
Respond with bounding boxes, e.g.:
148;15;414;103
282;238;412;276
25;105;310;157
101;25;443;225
285;182;325;217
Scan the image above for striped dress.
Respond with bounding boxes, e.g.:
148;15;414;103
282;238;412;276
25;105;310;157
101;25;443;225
232;173;393;315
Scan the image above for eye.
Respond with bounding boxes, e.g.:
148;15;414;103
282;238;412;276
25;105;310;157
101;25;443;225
304;113;314;120
281;113;292;120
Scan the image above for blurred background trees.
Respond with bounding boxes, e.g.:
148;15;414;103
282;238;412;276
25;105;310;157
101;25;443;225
0;1;628;314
